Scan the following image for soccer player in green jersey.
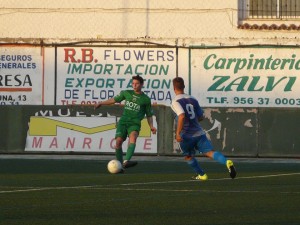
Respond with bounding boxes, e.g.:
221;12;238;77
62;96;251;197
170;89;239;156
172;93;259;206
95;75;157;171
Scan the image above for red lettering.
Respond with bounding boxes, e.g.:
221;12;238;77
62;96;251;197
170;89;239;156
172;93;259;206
32;137;43;148
83;137;92;149
98;138;103;149
64;48;77;63
110;138;116;149
66;137;75;149
49;137;58;148
143;138;152;150
81;49;94;63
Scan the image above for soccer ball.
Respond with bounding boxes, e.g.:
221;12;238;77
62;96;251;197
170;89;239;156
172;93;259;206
107;159;122;174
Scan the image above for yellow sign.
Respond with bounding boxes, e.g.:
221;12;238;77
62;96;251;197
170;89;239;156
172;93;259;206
29;117;152;137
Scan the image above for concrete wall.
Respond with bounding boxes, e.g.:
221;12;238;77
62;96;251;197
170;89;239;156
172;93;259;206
1;105;299;157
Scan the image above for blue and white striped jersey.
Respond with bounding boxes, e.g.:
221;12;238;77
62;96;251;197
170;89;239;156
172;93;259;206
171;94;205;137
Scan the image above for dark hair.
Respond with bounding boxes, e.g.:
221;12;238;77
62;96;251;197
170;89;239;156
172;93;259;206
172;77;185;90
132;75;144;85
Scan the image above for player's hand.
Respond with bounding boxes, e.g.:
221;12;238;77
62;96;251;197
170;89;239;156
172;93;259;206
151;127;157;134
176;134;182;142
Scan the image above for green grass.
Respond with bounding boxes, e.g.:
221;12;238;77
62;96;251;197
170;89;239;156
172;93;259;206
0;158;299;225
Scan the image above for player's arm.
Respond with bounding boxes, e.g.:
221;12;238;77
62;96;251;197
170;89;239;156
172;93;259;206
94;98;116;109
145;100;156;134
146;116;157;134
176;113;185;142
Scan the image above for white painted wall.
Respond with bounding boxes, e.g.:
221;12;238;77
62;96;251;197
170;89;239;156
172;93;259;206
1;0;299;46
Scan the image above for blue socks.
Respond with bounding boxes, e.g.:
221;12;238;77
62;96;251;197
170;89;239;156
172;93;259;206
187;157;205;175
213;151;227;165
186;151;227;175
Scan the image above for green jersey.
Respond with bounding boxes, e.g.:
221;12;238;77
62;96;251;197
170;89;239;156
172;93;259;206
114;90;154;124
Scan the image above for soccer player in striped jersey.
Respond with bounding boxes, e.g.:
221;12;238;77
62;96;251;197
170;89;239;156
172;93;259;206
171;77;236;180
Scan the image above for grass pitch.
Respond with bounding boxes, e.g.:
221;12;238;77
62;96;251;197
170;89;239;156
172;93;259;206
0;157;299;225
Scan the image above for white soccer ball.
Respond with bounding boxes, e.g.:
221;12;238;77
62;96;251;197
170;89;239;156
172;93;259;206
107;159;122;174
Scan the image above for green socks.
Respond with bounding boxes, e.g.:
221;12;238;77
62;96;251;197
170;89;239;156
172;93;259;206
116;143;136;163
115;148;123;163
125;143;136;161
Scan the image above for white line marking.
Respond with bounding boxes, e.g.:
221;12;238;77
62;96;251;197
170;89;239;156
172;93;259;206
235;172;300;179
0;172;299;194
89;187;300;194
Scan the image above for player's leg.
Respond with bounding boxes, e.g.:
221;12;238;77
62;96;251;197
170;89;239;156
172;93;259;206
198;135;236;178
185;156;208;180
123;126;139;168
205;150;226;164
180;137;207;180
124;130;138;161
115;137;124;163
205;151;236;178
114;123;127;163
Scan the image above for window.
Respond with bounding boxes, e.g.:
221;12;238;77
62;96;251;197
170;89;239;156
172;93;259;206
239;0;300;20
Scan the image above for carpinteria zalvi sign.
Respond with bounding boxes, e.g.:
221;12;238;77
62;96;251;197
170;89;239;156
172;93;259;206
191;47;300;107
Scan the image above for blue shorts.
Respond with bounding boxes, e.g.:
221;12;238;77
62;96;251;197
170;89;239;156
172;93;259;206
179;134;213;157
